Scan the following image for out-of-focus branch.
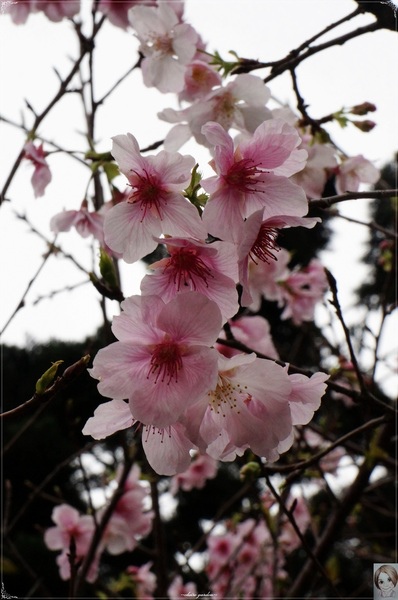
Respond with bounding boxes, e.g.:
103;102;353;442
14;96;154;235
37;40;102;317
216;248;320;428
287;420;394;596
264;474;341;596
72;445;135;595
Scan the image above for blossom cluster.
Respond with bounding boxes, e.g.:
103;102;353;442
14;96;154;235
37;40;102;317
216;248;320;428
44;464;153;582
78;115;330;475
9;0;382;478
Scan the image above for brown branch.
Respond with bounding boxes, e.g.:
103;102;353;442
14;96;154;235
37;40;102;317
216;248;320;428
309;189;397;209
264;21;380;84
0;355;90;421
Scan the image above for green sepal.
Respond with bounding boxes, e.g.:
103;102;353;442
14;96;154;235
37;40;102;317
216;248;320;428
99;248;119;289
184;164;209;211
35;360;64;395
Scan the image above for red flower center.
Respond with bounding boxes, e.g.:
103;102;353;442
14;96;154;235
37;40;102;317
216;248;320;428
249;224;279;264
148;340;183;384
224;158;263;193
163;247;213;290
128;169;166;221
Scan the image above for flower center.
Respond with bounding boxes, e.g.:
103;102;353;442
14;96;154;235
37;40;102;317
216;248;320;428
162;247;214;290
128;169;165;221
207;374;250;416
224;158;263;193
249;224;279;264
148;340;183;384
213;91;236;129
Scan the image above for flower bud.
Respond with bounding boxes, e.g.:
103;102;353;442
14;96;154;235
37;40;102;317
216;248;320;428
350;102;376;115
35;360;63;395
240;461;261;481
352;120;376;132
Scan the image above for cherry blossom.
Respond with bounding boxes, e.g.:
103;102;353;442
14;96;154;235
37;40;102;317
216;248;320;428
3;0;35;23
236;209;321;306
159;74;272;151
34;0;79;21
4;0;79;23
50;200;105;243
291;133;338;198
44;504;98;581
127;562;157;599
169;452;218;493
185;352;295;463
278;259;329;324
246;248;328;322
141;422;195;475
128;3;198;93
216;314;279;359
179;60;222;102
168;575;197;599
200;120;308;241
97;0;155;30
23;141;52;197
101;469;153;554
89;292;222;428
140;236;239;322
247;247;292;312
334;154;380;194
104;133;206;263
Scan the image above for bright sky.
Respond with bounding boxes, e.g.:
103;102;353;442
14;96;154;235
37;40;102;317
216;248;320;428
0;0;397;393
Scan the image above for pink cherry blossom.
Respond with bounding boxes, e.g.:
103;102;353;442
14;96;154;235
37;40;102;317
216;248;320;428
141;422;195;475
89;292;222;428
101;474;153;554
288;371;329;425
128;3;198;93
4;0;79;23
170;452;218;493
127;562;157;599
50;200;105;242
216;315;279;360
185;352;294;463
200;120;308;242
168;575;197;600
97;0;155;30
159;74;272;151
236;209;321;306
23;141;52;197
246;250;328;322
335;154;380;194
3;0;36;23
278;259;329;324
44;504;98;581
179;60;222;102
104;133;206;263
140;236;239;322
82;401;195;475
247;247;292;312
34;0;80;21
82;399;134;439
291;134;338;198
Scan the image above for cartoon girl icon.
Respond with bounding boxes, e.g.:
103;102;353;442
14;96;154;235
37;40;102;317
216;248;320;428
374;565;398;598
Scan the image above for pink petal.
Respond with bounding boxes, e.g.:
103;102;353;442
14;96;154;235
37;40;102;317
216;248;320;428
82;400;133;439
